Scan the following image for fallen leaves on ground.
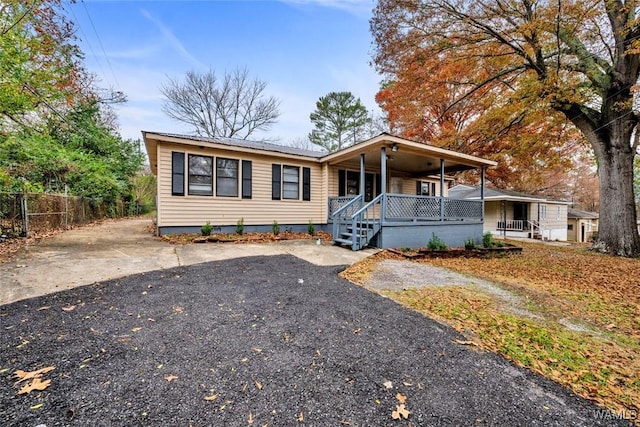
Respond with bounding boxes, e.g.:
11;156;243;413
344;244;640;424
159;231;333;245
392;404;410;420
14;366;55;395
164;375;178;382
18;377;51;395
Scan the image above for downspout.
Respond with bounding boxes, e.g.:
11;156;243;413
439;159;445;221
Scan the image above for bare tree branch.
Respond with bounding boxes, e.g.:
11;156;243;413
160;67;280;140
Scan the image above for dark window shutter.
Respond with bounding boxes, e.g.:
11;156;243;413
302;167;311;201
242;160;252;199
272;164;281;200
338;169;346;197
172;152;185;196
416;181;421;195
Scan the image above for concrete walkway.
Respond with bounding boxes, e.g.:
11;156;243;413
0;218;377;305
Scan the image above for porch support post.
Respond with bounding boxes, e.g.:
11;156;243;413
381;146;387;224
380;147;387;194
439;159;445;221
480;167;485;200
480;166;486;221
359;153;365;198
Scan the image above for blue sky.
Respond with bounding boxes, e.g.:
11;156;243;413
64;0;382;145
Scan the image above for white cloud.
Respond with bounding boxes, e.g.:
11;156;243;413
280;0;375;16
139;9;205;68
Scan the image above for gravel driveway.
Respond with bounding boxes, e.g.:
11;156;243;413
0;255;628;426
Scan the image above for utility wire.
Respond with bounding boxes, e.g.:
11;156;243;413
79;0;122;92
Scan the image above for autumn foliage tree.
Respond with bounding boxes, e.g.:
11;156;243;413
0;0;144;213
372;0;640;257
0;0;82;127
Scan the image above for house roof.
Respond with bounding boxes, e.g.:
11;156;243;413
142;131;497;176
449;185;571;204
568;208;599;219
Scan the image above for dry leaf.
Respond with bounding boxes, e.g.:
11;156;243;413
14;366;55;383
255;381;263;390
37;306;51;311
164;375;178;382
383;380;393;389
61;305;76;312
30;403;44;410
252;348;263;354
204;394;219;401
18;378;51;394
131;327;142;333
391;404;410;420
353;328;362;334
396;392;407;404
297;412;304;422
402;381;413;386
173;306;184;314
248;411;254;425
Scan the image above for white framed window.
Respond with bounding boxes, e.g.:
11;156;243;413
216;157;239;197
282;165;300;199
556;206;561;220
540;204;547;220
188;154;213;196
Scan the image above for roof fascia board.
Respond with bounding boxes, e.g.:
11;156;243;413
144;132;323;163
321;134;497;168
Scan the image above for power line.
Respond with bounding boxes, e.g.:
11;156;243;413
79;0;122;92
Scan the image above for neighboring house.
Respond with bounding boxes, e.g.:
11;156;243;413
567;208;599;243
143;132;496;250
449;185;570;241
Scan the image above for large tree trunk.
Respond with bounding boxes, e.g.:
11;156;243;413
591;136;640;257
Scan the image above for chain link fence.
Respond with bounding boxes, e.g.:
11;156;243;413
0;192;154;238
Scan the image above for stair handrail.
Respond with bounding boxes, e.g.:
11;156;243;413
348;194;384;250
332;195;363;243
528;219;541;238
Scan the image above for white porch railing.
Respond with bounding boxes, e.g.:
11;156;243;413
497;220;525;231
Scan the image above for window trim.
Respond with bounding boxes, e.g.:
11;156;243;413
187;154;213;196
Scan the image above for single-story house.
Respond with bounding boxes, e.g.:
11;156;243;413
567;208;598;243
142;132;497;250
449;185;570;241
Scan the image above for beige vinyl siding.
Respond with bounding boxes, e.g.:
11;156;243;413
538;203;567;229
157;143;324;227
567;218;578;241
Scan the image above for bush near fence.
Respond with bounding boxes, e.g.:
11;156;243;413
0;193;154;237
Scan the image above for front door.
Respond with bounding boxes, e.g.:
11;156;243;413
513;203;528;231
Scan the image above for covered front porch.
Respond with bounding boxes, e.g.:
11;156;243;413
324;134;496;250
